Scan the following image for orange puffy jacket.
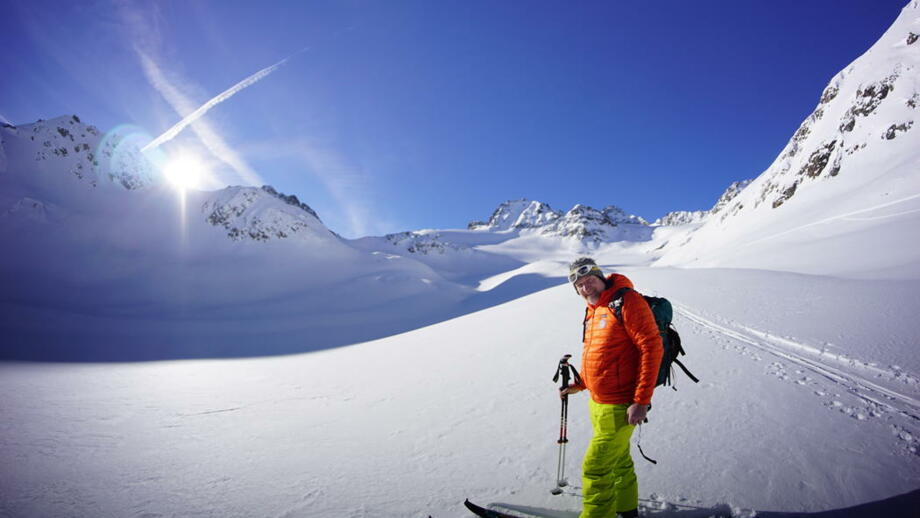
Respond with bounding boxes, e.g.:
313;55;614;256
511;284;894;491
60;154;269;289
574;273;663;405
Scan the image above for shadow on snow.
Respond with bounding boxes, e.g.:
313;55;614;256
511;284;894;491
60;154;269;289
0;272;567;362
484;488;920;518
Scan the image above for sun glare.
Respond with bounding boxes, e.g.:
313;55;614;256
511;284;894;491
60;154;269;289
163;155;204;190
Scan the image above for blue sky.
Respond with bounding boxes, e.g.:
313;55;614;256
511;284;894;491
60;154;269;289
0;0;908;237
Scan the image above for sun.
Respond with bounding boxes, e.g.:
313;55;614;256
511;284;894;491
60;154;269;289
162;155;204;190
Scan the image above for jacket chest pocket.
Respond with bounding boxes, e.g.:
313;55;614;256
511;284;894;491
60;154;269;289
585;308;622;344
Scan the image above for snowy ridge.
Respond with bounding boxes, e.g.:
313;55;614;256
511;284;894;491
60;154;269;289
201;185;334;243
654;180;752;226
0;115;156;192
468;198;562;231
710;179;753;217
538;204;642;244
382;230;469;255
260;184;322;221
467;199;649;245
653;210;708;226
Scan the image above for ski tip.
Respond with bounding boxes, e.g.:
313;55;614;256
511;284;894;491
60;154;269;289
463;499;533;518
464;499;513;518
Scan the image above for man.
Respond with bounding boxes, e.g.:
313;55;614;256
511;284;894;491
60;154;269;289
561;257;663;518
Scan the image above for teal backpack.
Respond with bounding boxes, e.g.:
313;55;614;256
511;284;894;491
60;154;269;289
609;287;699;388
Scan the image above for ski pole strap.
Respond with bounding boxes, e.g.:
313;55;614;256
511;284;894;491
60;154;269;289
553;356;569;383
569;364;582;387
637;443;657;464
635;424;658;464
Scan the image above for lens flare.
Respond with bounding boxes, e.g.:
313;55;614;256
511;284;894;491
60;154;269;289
95;125;162;189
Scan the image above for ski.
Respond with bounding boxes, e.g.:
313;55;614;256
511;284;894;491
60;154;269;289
463;499;521;518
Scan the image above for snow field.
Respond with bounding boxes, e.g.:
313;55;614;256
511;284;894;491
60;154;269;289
2;267;918;517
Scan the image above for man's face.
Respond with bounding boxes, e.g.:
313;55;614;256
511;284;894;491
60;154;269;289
574;275;606;302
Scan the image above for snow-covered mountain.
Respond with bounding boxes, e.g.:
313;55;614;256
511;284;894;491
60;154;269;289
709;179;754;218
655;179;754;226
653;210;708;226
201;185;335;243
538;204;651;244
655;3;920;279
468;199;650;244
468;198;563;231
0;115;156;198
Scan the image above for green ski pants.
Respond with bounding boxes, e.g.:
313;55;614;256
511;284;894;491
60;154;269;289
579;400;638;518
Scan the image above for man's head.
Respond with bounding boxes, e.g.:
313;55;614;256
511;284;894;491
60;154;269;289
569;257;607;302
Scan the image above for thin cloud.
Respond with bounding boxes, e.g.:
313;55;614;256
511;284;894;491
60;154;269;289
119;0;292;187
244;138;395;238
135;49;264;186
142;53;294;152
297;145;374;237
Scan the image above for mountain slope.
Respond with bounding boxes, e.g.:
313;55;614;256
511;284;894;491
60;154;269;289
656;2;920;279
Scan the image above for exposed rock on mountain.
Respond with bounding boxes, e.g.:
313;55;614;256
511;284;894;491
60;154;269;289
654;179;752;226
261;185;321;221
467;198;648;244
0;115;156;191
654;210;708;226
755;54;915;213
710;179;753;216
468;198;562;231
383;231;467;255
201;185;334;243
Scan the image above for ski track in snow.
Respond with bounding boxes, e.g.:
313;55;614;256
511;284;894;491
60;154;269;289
737;192;920;248
674;303;920;455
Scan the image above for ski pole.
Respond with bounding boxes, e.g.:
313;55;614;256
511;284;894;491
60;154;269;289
550;354;581;495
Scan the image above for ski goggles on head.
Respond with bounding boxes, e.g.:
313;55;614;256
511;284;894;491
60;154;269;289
568;264;601;283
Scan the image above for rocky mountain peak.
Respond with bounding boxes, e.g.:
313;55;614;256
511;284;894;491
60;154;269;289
260;185;321;221
468;198;561;231
201;185;334;243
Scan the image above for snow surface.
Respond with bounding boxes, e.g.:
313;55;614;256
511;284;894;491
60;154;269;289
2;268;918;517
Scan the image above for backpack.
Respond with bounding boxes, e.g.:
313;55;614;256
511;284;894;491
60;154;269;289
609;287;699;389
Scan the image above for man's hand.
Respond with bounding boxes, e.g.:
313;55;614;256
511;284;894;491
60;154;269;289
559;386;583;399
627;403;649;425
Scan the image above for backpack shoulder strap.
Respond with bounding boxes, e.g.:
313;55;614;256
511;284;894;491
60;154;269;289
609;287;633;321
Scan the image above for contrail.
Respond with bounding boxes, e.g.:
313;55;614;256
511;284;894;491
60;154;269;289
142;50;302;152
